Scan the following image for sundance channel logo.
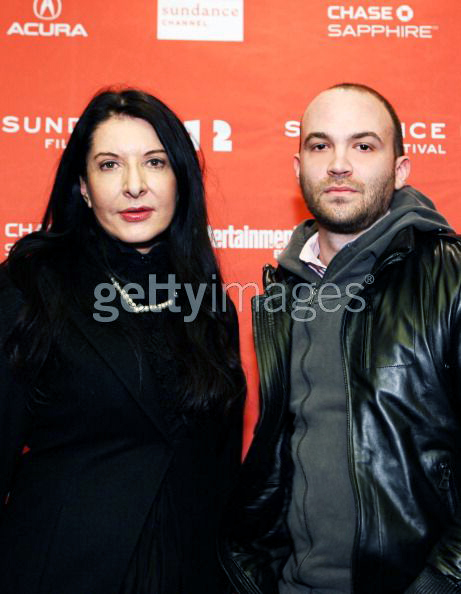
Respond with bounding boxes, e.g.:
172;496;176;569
6;0;88;38
157;0;244;41
326;2;439;39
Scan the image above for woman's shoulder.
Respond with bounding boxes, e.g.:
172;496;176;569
0;265;19;294
0;266;25;327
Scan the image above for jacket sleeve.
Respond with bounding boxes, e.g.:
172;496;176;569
0;283;31;516
423;513;461;593
406;242;461;593
405;565;461;594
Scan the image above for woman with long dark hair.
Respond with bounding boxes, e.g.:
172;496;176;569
0;88;246;594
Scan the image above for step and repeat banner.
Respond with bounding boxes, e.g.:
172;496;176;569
1;0;460;449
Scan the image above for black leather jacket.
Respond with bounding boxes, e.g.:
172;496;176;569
221;227;461;594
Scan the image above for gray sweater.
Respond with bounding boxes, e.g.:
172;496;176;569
278;187;452;594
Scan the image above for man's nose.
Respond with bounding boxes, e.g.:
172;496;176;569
327;150;352;177
123;164;147;198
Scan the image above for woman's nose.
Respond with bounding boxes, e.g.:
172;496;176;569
123;164;147;198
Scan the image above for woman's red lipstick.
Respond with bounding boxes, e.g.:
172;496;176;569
119;207;154;222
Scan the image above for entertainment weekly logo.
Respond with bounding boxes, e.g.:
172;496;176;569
157;0;244;41
325;1;439;39
209;225;295;259
6;0;88;38
284;120;448;156
0;116;233;153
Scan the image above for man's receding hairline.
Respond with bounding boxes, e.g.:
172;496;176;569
300;83;404;157
303;87;390;122
301;91;393;148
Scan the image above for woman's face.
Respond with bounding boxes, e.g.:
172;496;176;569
80;115;177;253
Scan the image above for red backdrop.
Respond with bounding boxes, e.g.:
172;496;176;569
2;0;460;451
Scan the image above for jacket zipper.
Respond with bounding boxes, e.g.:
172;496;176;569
439;462;451;490
341;308;361;594
362;303;372;369
439;461;457;514
307;286;317;306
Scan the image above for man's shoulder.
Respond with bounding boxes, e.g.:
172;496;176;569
405;230;461;294
414;229;461;258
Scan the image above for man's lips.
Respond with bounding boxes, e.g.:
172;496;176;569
324;186;359;193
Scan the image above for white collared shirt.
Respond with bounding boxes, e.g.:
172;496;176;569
299;232;326;278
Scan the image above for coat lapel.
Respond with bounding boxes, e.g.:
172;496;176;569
68;308;173;446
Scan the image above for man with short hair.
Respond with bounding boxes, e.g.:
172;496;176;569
221;84;461;594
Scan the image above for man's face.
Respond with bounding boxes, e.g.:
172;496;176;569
295;89;410;234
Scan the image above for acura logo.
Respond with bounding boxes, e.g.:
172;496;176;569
33;0;62;20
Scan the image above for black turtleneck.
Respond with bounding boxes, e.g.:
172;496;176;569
80;230;186;415
81;233;194;593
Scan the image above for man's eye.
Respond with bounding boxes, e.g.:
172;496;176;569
357;144;372;151
312;143;327;151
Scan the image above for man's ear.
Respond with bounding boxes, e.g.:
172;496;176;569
294;153;301;181
394;155;411;190
79;177;92;207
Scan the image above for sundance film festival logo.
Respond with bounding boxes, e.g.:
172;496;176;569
6;0;88;37
401;121;447;156
284;120;448;156
0;115;232;153
326;3;439;39
1;114;79;150
157;0;244;41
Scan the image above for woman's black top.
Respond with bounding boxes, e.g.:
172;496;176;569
9;236;241;594
0;230;243;594
70;236;238;593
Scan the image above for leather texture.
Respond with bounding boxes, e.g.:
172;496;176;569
221;227;461;594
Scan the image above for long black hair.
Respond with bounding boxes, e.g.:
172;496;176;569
3;88;245;413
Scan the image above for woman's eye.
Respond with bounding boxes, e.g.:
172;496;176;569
146;158;165;168
100;161;118;170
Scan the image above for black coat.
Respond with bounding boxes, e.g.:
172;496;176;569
0;272;242;594
222;228;461;594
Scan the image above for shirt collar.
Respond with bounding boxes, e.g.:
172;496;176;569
299;232;326;277
298;211;391;278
